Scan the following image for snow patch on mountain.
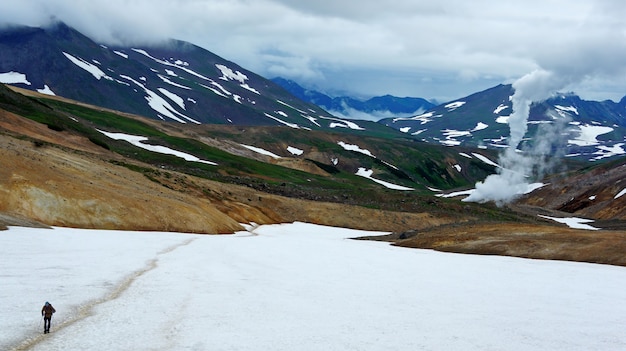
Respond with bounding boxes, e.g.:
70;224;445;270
555;105;579;115
355;168;414;190
113;50;128;59
569;124;613;146
337;141;374;157
287;146;304;156
493;104;509;114
97;130;217;165
63;52;112;81
241;144;281;159
120;75;199;124
538;215;599;230
0;71;31;85
445;101;466;111
37;84;55;95
157;74;191;90
264;113;301;129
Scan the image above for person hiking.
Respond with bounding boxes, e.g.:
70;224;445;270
41;301;56;334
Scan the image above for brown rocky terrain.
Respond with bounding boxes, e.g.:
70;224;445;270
2;85;626;267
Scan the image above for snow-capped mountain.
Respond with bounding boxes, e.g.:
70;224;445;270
380;84;626;162
271;77;435;121
0;22;386;133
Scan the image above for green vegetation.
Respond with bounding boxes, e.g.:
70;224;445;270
0;85;521;217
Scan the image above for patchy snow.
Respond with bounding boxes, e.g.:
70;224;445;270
120;75;199;124
240;144;281;159
589;195;597;201
113;50;128;59
337;141;374;157
538;215;600;231
0;71;31;85
355;168;414;190
63;52;112;81
555;105;579;115
445;101;466;110
240;83;260;95
472;122;488;131
437;189;475;198
591;143;626;161
157;88;185;110
493;104;509;114
495;115;510;124
524;182;546;194
320;116;365;130
287;146;304;156
215;64;247;84
157;74;192;90
215;64;260;94
459;152;473;159
331;157;338;165
264;113;300;129
472;153;500;168
132;49;212;81
453;164;462;172
201;83;229;98
615;188;626;199
569;124;613;146
3;223;626;350
400;127;411;133
36;85;55;96
97;130;216;165
393;111;436;124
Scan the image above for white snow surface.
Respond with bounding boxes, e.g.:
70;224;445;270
337;141;374;157
287;146;304;156
355;168;414;190
97;130;217;165
3;222;625;351
62;52;112;81
569;124;613;146
0;71;31;85
538;215;600;230
36;85;55;96
240;144;281;159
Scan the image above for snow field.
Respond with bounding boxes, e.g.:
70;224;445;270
2;222;626;350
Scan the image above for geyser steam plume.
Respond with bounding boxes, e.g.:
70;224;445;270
463;69;571;205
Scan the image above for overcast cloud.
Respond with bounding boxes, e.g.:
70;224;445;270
1;0;625;102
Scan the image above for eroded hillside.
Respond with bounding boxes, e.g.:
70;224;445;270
2;84;626;267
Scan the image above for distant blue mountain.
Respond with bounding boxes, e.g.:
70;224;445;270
271;77;435;121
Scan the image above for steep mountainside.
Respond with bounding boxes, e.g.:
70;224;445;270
272;77;435;119
380;84;626;162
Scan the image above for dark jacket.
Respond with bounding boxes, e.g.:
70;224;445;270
42;303;56;318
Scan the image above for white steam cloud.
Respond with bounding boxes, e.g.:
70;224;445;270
464;1;626;205
464;69;573;205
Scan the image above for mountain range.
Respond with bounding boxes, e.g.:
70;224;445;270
1;22;626;266
2;22;626;163
271;77;436;120
274;78;626;163
0;22;392;135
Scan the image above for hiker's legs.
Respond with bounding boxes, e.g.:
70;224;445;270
44;317;50;332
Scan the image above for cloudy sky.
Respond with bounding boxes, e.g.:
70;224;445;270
2;0;625;102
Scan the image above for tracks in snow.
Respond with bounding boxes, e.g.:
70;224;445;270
9;237;197;351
